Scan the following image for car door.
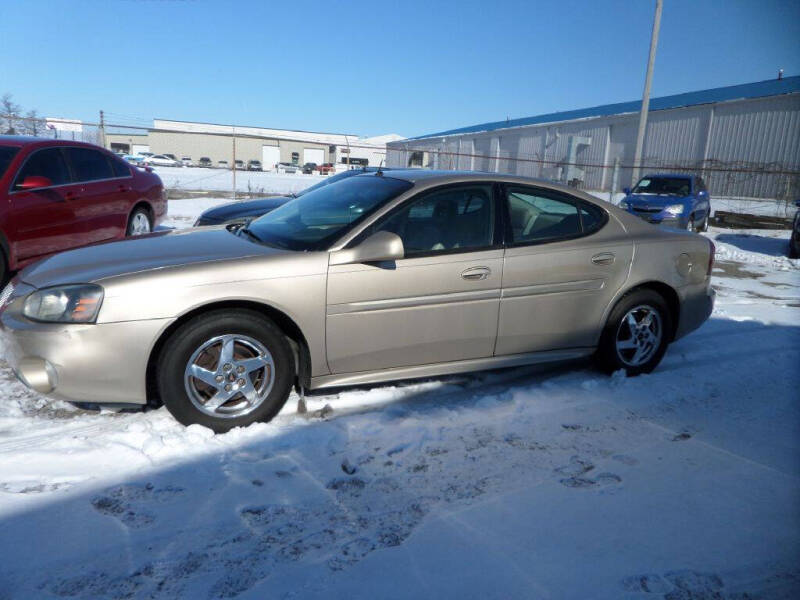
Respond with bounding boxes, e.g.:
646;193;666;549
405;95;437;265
326;182;504;374
65;147;129;243
8;147;82;261
496;185;633;355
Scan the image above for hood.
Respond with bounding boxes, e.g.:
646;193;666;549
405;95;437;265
199;196;290;222
19;228;285;288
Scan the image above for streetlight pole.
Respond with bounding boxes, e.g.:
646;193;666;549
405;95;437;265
631;0;662;185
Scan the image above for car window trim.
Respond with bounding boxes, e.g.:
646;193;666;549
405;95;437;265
8;145;133;194
501;184;609;249
344;180;505;258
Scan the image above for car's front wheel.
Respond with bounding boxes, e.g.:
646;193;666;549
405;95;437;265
156;310;294;432
596;289;672;376
126;207;152;236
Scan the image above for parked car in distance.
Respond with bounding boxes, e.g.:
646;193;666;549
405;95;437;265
620;174;711;232
198;157;213;168
1;170;715;432
0;136;166;284
302;162;317;174
235;160;246;170
143;154;182;168
194;167;392;227
181;157;193;167
316;163;335;175
164;154;177;161
123;154;143;165
276;162;298;174
789;199;800;259
217;160;229;169
247;160;262;171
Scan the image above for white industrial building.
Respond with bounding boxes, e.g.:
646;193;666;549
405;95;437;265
387;77;800;200
105;119;403;170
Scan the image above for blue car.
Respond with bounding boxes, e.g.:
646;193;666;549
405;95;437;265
620;174;711;232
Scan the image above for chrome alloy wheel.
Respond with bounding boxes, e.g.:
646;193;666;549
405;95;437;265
184;334;275;418
615;305;663;367
131;212;151;235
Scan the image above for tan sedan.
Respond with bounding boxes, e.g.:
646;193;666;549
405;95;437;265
0;170;715;431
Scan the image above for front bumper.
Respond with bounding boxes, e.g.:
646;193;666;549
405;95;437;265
624;207;689;229
1;305;171;405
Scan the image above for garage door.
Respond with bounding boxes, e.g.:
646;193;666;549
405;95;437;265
303;148;325;165
262;145;280;170
132;144;150;156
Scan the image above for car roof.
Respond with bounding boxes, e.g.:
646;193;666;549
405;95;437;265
355;168;560;187
0;135;104;150
642;173;693;180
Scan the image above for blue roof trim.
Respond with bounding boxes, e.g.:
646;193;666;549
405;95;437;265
409;76;800;140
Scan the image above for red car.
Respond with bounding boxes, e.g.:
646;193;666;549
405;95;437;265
316;163;335;175
0;136;166;283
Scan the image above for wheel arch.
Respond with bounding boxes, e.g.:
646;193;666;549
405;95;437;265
129;201;154;224
145;300;312;407
603;281;680;342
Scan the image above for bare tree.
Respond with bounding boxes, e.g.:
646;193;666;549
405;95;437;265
25;109;39;135
1;93;21;134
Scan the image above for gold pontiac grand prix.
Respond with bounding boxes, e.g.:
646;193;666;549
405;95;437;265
0;170;715;432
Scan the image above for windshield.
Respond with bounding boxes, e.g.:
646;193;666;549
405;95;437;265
246;175;413;251
0;146;20;179
633;177;691;196
295;169;362;197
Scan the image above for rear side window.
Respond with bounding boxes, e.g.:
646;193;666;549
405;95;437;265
14;148;71;188
111;155;131;177
506;188;580;243
505;186;606;245
66;147;114;182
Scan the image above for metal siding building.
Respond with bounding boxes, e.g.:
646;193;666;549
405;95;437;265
387;77;800;199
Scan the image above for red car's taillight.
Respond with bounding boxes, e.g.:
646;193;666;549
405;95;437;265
707;239;716;276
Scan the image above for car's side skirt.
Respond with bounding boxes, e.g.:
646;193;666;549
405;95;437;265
308;347;595;390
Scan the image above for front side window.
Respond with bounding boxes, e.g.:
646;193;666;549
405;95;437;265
111;155;131;177
247;175;413;251
370;184;495;256
13;148;71;189
67;147;113;182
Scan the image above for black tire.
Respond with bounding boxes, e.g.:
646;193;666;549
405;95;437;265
126;207;152;236
687;213;697;232
596;289;673;376
699;213;709;232
156;309;294;432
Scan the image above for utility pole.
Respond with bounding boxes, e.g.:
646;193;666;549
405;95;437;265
631;0;662;185
232;127;237;202
99;110;106;148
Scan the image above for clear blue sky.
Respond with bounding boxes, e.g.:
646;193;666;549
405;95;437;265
1;0;798;137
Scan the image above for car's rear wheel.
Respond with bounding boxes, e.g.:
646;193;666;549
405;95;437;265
156;309;294;432
596;289;672;376
699;213;709;232
126;207;152;236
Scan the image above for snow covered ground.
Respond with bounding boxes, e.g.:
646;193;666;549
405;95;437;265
154;166;324;196
0;199;798;599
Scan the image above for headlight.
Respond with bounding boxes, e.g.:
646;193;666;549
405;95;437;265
23;284;104;323
664;204;685;216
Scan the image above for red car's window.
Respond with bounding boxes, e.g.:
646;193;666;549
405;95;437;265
66;147;114;182
13;148;71;189
0;146;20;179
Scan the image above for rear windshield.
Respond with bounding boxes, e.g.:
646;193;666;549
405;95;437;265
0;146;21;179
633;177;691;196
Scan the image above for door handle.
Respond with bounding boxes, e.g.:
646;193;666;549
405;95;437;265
63;191;79;201
117;185;130;192
461;266;491;281
591;253;615;265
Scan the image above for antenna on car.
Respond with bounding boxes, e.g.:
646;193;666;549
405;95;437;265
376;160;384;176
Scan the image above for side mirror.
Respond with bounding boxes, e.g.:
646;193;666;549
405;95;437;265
623;187;631;195
330;231;404;266
16;175;53;191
